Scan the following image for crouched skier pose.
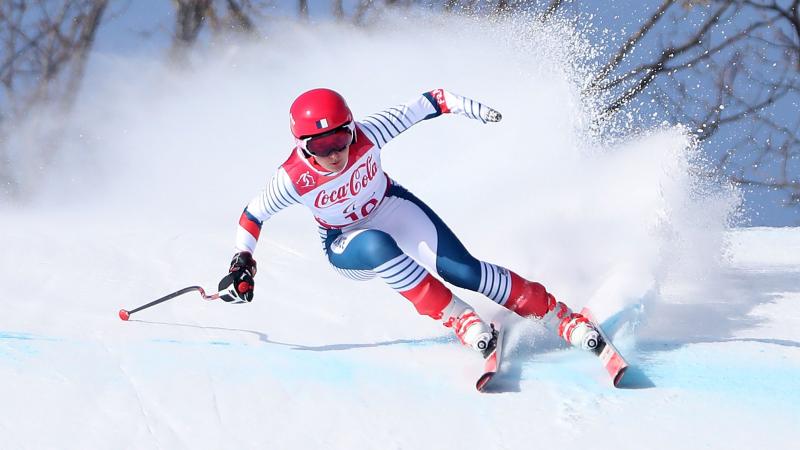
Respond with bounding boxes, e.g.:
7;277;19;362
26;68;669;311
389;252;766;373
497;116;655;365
218;88;599;356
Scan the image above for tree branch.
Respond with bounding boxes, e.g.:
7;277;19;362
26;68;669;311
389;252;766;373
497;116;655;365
589;0;674;90
600;2;737;115
540;0;564;22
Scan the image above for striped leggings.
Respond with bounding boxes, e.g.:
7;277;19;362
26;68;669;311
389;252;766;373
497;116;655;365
321;183;535;319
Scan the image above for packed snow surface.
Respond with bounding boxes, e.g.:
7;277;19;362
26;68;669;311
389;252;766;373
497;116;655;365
1;14;797;450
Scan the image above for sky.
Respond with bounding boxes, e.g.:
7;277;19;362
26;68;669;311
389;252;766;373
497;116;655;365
558;0;800;226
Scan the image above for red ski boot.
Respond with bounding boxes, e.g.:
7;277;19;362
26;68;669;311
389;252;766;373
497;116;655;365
504;272;599;350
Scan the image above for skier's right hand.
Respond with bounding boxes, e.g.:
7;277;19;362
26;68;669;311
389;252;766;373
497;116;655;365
218;251;257;303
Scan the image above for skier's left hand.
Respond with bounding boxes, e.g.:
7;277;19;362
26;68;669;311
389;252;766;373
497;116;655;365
219;251;257;303
434;89;502;124
483;107;502;123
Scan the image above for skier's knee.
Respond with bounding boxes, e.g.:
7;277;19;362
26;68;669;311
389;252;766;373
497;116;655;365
329;229;403;269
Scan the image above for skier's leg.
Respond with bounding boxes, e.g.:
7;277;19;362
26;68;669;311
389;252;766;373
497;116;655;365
501;272;599;350
377;184;598;350
322;227;493;352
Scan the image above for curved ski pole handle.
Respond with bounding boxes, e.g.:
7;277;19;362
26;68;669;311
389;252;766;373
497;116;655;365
119;286;221;321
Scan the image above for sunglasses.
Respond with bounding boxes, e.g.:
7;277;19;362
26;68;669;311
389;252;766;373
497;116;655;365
298;122;355;157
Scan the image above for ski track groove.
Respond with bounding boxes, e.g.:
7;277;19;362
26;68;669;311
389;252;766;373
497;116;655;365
194;316;226;434
202;352;226;438
99;340;163;450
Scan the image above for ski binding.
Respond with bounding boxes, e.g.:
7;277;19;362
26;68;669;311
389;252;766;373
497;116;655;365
476;324;505;392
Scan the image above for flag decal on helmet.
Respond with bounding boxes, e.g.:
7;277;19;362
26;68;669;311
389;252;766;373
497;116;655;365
290;89;352;138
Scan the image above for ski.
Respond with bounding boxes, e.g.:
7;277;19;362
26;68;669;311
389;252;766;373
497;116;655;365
476;324;505;392
580;307;629;387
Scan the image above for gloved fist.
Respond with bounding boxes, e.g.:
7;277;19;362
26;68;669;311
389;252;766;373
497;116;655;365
430;89;502;124
219;251;257;303
483;108;502;123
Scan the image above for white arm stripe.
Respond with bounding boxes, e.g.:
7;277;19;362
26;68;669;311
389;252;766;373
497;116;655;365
358;93;439;149
236;232;258;253
386;107;414;128
373;111;404;135
270;171;300;209
362;117;392;145
260;169;300;216
359;119;388;148
235;169;300;253
359;122;382;148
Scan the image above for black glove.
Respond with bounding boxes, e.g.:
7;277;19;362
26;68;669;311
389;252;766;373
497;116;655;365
219;251;257;303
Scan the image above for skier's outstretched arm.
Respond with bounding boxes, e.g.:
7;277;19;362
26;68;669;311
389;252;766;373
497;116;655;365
219;168;301;303
358;89;502;149
234;168;300;254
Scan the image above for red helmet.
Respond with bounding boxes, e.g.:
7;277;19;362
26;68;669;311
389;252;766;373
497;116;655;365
289;88;353;139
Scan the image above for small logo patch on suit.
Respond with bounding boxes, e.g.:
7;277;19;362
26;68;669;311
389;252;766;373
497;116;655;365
298;171;316;187
331;230;368;254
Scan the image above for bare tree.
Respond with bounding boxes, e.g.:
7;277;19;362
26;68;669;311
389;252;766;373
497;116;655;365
3;0;796;217
299;0;309;21
416;0;799;215
436;0;543;15
0;0;109;195
1;0;109;116
540;0;564;22
172;0;212;53
333;0;345;20
169;0;264;59
587;0;800;213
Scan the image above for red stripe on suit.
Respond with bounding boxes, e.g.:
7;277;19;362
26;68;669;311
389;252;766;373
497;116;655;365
238;212;262;240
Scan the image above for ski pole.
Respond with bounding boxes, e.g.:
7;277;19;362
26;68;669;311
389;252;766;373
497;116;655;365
119;286;222;321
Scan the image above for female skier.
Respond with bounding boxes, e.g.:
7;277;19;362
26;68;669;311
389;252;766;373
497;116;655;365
218;88;599;357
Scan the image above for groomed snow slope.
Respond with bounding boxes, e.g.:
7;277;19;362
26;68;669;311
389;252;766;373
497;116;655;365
1;14;798;450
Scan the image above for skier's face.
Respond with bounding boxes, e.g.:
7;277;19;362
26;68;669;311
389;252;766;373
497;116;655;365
313;145;350;172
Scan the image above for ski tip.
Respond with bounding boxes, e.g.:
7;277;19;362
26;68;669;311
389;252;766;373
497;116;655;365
476;372;495;392
118;309;130;321
613;366;628;387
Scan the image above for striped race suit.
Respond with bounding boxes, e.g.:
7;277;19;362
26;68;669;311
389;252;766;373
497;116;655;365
234;89;559;323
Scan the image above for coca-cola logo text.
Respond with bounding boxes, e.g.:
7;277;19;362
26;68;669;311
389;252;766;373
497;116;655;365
314;156;379;208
